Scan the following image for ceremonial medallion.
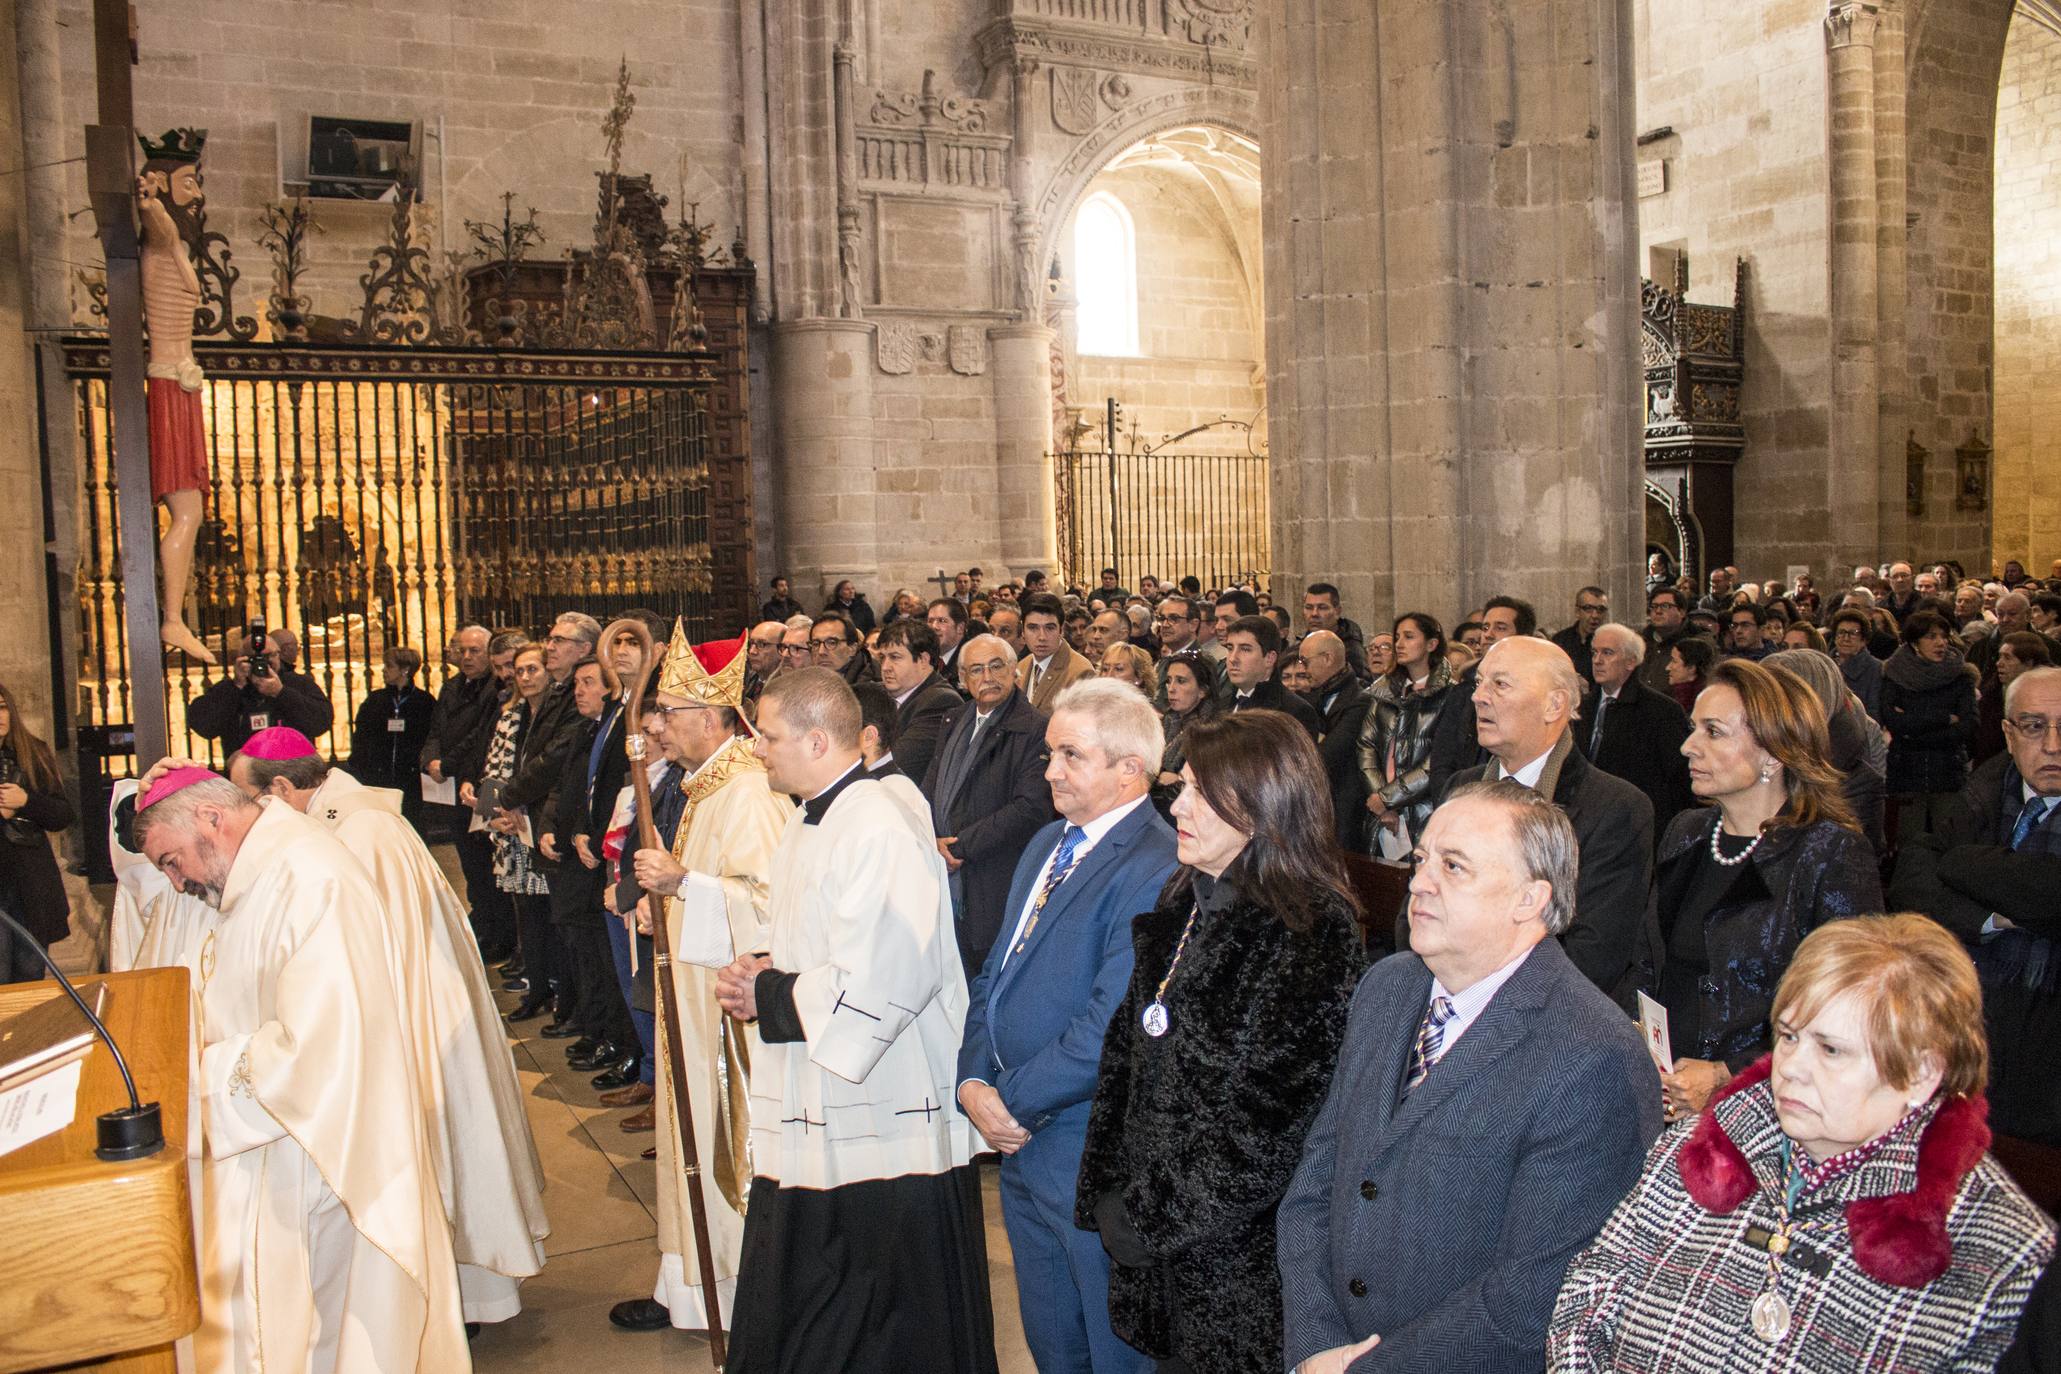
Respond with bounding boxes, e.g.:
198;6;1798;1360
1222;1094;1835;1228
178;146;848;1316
1750;1290;1791;1343
1141;1000;1170;1038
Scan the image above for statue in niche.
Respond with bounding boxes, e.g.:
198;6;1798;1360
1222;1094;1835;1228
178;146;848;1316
137;127;217;664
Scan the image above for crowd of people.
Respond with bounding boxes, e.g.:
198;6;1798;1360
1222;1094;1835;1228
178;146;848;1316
1;550;2059;1372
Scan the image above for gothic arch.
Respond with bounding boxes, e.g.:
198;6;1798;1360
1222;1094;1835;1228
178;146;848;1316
1030;84;1260;290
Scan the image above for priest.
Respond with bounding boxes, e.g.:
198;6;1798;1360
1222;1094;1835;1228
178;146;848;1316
611;628;792;1333
130;762;470;1372
224;725;550;1324
713;668;997;1373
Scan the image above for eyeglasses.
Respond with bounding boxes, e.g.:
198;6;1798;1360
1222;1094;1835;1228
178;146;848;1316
2006;716;2061;740
779;644;809;658
1577;602;1608;614
545;633;580;645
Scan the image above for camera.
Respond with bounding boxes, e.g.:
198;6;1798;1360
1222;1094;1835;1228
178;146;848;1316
245;619;272;679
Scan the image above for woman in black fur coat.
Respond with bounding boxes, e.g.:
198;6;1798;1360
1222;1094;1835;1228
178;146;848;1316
1077;710;1368;1374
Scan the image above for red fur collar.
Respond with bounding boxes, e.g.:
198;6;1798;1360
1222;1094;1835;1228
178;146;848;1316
1676;1055;1991;1287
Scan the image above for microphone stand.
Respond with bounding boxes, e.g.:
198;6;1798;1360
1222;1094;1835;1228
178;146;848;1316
0;907;163;1161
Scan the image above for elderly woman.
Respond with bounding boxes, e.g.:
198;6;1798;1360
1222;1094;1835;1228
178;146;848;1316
1356;613;1455;864
1078;712;1366;1374
1153;650;1220;815
473;642;558;1023
1100;641;1159;698
1551;914;2057;1371
1655;658;1882;1121
1764;648;1889;856
1881;608;1979;844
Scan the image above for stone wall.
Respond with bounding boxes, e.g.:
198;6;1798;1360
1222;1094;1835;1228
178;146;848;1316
1993;11;2061;571
1902;0;2011;571
1634;0;1834;575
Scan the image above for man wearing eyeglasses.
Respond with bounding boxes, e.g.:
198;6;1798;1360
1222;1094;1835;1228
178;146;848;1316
744;621;787;701
810;610;879;686
1550;586;1609;686
1890;665;2061;1146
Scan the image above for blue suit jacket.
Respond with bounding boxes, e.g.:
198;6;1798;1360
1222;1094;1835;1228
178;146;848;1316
956;802;1179;1197
1276;938;1662;1372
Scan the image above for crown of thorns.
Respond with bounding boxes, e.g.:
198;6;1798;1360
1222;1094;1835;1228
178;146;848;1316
137;127;206;164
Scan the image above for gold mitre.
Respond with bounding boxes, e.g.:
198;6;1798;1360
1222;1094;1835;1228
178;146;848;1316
656;620;750;709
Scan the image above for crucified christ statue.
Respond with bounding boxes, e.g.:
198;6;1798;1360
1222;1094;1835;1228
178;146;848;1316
136;127;216;664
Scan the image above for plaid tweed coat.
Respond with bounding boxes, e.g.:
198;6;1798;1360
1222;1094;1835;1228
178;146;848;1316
1550;1059;2055;1373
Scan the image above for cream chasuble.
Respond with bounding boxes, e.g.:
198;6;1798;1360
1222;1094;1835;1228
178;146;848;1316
303;770;551;1321
194;799;468;1373
750;773;975;1189
651;735;791;1325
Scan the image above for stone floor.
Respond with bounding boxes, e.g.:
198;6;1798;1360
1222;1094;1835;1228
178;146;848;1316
470;948;1038;1374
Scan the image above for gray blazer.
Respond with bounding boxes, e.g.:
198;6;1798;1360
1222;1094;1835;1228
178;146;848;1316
1276;938;1661;1372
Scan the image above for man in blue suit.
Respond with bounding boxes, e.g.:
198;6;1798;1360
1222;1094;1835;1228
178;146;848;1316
1278;780;1661;1373
958;678;1180;1374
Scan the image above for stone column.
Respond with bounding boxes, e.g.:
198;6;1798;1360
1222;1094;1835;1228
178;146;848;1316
1259;0;1644;617
1872;0;1909;556
770;320;879;602
990;323;1058;576
0;7;54;724
1826;2;1882;572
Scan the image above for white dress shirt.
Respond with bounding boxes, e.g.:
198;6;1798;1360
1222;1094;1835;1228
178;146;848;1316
998;795;1149;967
1425;941;1538;1062
1496;747;1555;790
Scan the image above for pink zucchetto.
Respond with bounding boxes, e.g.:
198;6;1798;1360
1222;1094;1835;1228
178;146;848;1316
137;765;223;811
241;726;318;762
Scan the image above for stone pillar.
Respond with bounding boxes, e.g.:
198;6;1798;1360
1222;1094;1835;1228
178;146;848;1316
1826;2;1882;572
770;320;879;602
990;323;1058;576
1259;0;1644;617
1872;0;1908;557
0;7;54;725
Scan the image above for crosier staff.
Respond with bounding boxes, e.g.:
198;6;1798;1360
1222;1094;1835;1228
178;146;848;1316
602;617;726;1370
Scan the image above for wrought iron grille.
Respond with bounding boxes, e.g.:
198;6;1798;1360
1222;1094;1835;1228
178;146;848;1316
1056;447;1271;592
63;339;717;772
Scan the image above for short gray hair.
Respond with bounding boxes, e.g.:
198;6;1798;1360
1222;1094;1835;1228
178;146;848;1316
2005;665;2061;717
1763;648;1844;719
1593;622;1645;666
134;776;257;848
1050;678;1164;767
961;633;1017;668
555;612;601;650
1442;778;1579;935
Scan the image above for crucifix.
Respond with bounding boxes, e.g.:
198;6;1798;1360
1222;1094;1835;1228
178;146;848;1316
83;0;171;767
930;567;956;599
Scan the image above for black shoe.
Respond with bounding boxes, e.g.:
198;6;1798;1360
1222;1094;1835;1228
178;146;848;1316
502;976;530;994
608;1298;670;1332
591;1056;642;1091
539;1019;580;1039
569;1040;619;1071
565;1037;598;1059
504;996;551;1024
499;956;525;979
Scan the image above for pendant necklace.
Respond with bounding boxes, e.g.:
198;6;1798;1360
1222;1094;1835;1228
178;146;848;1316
1141;902;1202;1038
1751;1138;1809;1343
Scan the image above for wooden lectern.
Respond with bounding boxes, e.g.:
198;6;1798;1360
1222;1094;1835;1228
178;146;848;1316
0;969;199;1373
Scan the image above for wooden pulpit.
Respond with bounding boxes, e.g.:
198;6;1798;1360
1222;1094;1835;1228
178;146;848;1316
0;969;199;1373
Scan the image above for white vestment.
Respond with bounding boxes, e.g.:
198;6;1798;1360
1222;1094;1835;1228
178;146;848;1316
651;737;791;1326
750;771;975;1188
193;799;469;1373
303;770;550;1321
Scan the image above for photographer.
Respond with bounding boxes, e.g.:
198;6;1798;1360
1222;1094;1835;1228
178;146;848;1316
187;624;333;758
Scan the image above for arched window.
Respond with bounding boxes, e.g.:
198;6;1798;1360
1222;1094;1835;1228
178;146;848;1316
1073;191;1140;357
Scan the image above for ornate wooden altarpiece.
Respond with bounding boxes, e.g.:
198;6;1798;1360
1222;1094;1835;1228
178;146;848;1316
1641;259;1746;584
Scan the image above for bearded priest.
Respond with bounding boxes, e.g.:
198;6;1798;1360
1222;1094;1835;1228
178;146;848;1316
713;668;998;1373
223;725;550;1325
610;626;793;1334
129;763;470;1373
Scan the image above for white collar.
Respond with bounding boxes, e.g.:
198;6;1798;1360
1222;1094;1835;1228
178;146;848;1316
1068;794;1148;848
1429;941;1538;1048
1497;748;1554;789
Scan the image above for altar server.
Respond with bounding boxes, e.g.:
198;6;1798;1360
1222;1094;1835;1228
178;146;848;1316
713;668;998;1373
224;725;550;1323
130;763;470;1373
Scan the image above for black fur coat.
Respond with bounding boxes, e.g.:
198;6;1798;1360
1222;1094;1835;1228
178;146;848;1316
1075;871;1367;1373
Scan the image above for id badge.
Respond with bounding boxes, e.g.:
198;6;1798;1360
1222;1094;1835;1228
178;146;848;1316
387;717;407;733
248;712;271;732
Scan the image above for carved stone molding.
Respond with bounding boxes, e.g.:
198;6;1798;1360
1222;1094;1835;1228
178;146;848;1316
860;69;1012;191
1171;0;1253;48
948;324;988;375
1824;1;1880;50
1052;67;1102;135
977;17;1257;87
877;321;921;374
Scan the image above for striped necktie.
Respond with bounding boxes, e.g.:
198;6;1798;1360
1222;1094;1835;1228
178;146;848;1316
1402;995;1456;1096
1005;825;1087;966
2011;796;2055;851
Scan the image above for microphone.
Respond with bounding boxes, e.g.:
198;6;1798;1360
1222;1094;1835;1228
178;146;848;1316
0;907;163;1161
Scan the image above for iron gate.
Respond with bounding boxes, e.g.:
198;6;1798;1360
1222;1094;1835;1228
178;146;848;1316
63;339;717;771
1056;447;1271;592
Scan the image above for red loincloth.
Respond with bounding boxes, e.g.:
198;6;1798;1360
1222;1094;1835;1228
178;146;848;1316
147;375;210;501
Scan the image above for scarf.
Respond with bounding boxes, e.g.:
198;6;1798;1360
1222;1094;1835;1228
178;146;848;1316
1882;643;1970;693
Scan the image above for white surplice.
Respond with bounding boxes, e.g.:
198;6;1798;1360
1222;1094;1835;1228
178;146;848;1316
303;769;550;1321
193;799;469;1373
